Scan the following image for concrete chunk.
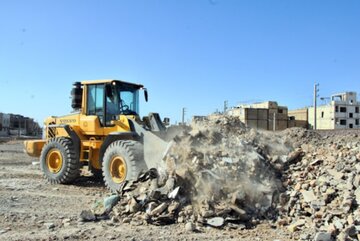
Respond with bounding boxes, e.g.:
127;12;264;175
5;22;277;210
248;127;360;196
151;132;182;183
314;232;333;241
301;190;317;203
287;219;306;233
80;210;96;222
327;169;344;180
206;217;225;228
150;203;168;216
104;195;120;212
185;222;195;232
168;187;180;199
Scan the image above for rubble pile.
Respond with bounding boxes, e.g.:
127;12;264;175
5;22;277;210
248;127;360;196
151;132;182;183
277;129;360;240
83;116;360;240
100;116;294;230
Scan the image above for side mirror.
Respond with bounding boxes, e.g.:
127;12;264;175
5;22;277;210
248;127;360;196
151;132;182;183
163;117;170;126
144;88;148;102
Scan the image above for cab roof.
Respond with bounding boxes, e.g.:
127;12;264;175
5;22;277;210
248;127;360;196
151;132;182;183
80;79;144;89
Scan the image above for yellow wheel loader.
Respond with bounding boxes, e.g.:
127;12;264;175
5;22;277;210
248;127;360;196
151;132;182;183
24;80;171;192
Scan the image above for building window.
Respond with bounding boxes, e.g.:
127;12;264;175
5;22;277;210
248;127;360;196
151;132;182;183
340;107;347;113
356;119;359;125
350;124;354;129
335;106;339;112
278;109;283;114
340;119;347;126
350;113;354;118
356;107;359;113
321;111;324;118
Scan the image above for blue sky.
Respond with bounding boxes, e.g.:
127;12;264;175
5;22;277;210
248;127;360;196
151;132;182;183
1;0;359;124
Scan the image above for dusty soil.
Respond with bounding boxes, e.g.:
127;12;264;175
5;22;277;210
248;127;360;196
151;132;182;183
0;140;293;241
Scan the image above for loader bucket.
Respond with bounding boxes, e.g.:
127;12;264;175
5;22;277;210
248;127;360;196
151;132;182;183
130;120;173;169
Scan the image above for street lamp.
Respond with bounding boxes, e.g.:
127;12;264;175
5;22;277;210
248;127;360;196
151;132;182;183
320;97;331;105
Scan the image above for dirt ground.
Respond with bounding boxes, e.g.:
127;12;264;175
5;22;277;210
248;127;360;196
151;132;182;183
0;139;295;241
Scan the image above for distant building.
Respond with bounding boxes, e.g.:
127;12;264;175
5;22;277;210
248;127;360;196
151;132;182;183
0;113;10;136
3;114;10;133
227;101;288;131
308;92;360;130
192;116;208;122
0;113;41;136
288;108;308;128
9;114;23;135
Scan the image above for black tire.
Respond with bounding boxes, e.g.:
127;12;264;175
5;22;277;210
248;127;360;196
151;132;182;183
102;140;146;192
92;168;104;181
40;137;80;184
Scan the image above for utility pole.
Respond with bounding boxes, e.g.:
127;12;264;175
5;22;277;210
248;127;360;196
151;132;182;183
314;83;319;130
182;107;187;125
223;100;228;114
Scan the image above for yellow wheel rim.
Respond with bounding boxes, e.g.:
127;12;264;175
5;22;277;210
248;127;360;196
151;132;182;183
110;156;127;183
46;149;63;173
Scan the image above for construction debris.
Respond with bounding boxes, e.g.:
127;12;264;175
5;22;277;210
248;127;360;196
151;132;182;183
277;129;360;240
83;116;360;240
87;117;290;229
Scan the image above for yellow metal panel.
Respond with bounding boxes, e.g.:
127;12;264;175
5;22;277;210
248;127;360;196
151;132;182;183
82;84;87;115
103;115;132;135
81;79;115;85
80;79;143;88
79;115;104;136
82;139;103;169
90;149;101;169
24;140;46;157
56;128;69;137
82;140;103;149
55;114;80;125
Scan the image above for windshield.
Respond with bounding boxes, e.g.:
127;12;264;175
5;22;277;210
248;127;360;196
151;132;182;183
106;82;140;118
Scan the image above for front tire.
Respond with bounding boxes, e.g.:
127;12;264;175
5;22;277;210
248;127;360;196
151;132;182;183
102;140;145;192
40;137;80;184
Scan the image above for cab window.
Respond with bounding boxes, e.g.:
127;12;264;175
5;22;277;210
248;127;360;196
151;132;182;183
87;84;104;124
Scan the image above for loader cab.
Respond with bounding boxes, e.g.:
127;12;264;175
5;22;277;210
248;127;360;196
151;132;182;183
83;80;144;126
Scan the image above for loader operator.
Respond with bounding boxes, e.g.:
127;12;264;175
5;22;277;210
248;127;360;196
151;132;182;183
106;85;137;123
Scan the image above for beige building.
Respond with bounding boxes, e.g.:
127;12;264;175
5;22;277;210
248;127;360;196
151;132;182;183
228;101;288;131
308;92;360;129
288;108;308;128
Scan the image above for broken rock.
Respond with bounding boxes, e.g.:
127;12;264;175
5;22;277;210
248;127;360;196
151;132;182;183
206;217;225;228
168;187;180;199
327;169;344;180
185;222;195;232
80;210;96;222
314;232;333;241
287;219;306;233
44;223;55;230
301;190;317;203
150;203;168;216
128;197;140;214
104;195;120;212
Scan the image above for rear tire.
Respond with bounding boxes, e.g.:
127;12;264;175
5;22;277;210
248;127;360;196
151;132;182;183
40;137;80;184
102;140;145;192
92;169;104;181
